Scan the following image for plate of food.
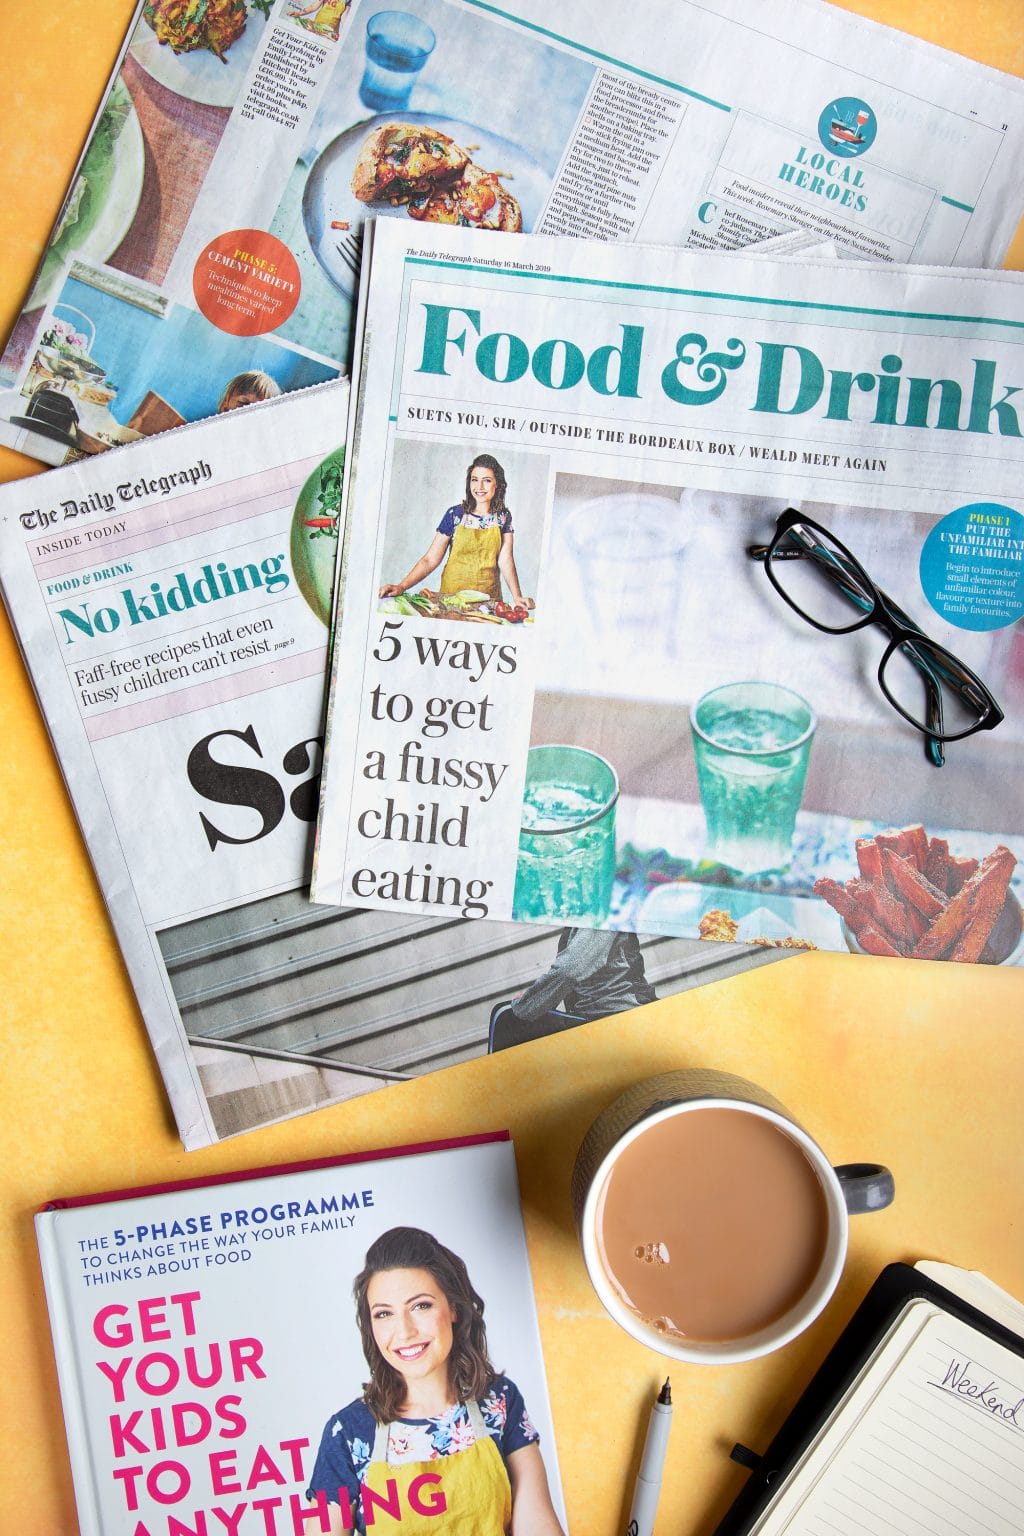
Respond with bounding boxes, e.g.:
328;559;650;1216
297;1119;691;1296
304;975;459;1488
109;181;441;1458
814;822;1024;965
302;115;550;294
27;81;146;311
635;881;840;952
129;0;271;108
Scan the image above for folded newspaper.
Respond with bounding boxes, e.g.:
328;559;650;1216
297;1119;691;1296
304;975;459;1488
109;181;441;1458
312;221;1024;973
5;0;1024;465
0;376;787;1150
0;384;346;1146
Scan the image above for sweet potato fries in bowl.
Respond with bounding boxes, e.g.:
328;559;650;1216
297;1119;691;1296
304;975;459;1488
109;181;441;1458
815;823;1022;964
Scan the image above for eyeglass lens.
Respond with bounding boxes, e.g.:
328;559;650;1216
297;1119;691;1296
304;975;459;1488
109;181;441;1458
768;519;992;739
881;638;987;736
767;523;874;632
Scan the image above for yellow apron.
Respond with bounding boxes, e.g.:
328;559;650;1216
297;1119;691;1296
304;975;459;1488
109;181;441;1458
297;0;349;38
440;521;503;601
360;1397;512;1534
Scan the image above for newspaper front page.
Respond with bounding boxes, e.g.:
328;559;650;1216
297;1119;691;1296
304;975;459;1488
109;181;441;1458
4;0;1024;465
1;375;784;1148
313;220;1024;975
0;385;346;1145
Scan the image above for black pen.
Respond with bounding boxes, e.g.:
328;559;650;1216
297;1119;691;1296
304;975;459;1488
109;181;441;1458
627;1378;673;1535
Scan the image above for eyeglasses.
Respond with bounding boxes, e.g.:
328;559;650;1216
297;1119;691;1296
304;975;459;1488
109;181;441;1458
747;510;1003;767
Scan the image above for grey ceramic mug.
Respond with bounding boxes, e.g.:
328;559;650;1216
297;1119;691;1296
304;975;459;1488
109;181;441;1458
571;1069;894;1364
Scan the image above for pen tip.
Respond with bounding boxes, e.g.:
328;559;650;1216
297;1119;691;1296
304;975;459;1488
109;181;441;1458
659;1378;672;1405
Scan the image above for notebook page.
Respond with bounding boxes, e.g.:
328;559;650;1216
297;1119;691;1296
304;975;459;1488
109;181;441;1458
750;1304;1024;1534
915;1263;1024;1336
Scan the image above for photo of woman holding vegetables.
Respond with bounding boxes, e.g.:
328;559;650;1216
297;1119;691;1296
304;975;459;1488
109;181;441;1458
378;452;536;624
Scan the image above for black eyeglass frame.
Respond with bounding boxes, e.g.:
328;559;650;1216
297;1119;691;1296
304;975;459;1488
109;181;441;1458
748;509;1004;749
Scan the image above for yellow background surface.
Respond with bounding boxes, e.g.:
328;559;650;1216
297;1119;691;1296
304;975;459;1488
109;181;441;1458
1;4;1022;1533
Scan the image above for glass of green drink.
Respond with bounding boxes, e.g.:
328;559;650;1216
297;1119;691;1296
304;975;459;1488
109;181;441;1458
690;682;816;874
512;745;619;923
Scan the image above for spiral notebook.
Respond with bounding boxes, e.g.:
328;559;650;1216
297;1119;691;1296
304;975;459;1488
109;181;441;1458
717;1263;1024;1536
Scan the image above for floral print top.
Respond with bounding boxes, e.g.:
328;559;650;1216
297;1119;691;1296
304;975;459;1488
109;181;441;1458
306;1375;538;1528
437;504;513;537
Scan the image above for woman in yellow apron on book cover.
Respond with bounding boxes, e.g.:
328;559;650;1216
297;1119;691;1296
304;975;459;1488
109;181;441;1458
305;1226;564;1534
378;454;534;612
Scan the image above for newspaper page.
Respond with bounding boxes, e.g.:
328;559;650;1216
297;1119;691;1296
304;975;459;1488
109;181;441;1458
4;0;1024;466
0;384;346;1146
0;377;784;1149
312;219;1024;975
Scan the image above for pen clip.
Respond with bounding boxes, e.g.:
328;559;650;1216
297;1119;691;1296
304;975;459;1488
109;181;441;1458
729;1443;763;1471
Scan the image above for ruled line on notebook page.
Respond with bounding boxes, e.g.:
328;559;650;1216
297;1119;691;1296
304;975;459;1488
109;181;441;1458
749;1306;1024;1535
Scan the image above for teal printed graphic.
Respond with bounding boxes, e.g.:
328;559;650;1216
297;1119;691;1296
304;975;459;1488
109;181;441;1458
920;503;1024;631
818;97;876;157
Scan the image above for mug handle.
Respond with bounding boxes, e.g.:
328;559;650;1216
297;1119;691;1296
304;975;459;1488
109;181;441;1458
834;1163;895;1214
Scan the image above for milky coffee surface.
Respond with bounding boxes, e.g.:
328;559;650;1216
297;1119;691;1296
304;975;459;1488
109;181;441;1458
596;1108;830;1342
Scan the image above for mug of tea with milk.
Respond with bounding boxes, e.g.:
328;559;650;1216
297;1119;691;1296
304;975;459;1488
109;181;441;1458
571;1069;894;1365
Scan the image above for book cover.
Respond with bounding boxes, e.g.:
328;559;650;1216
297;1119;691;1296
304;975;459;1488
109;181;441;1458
34;1133;566;1535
